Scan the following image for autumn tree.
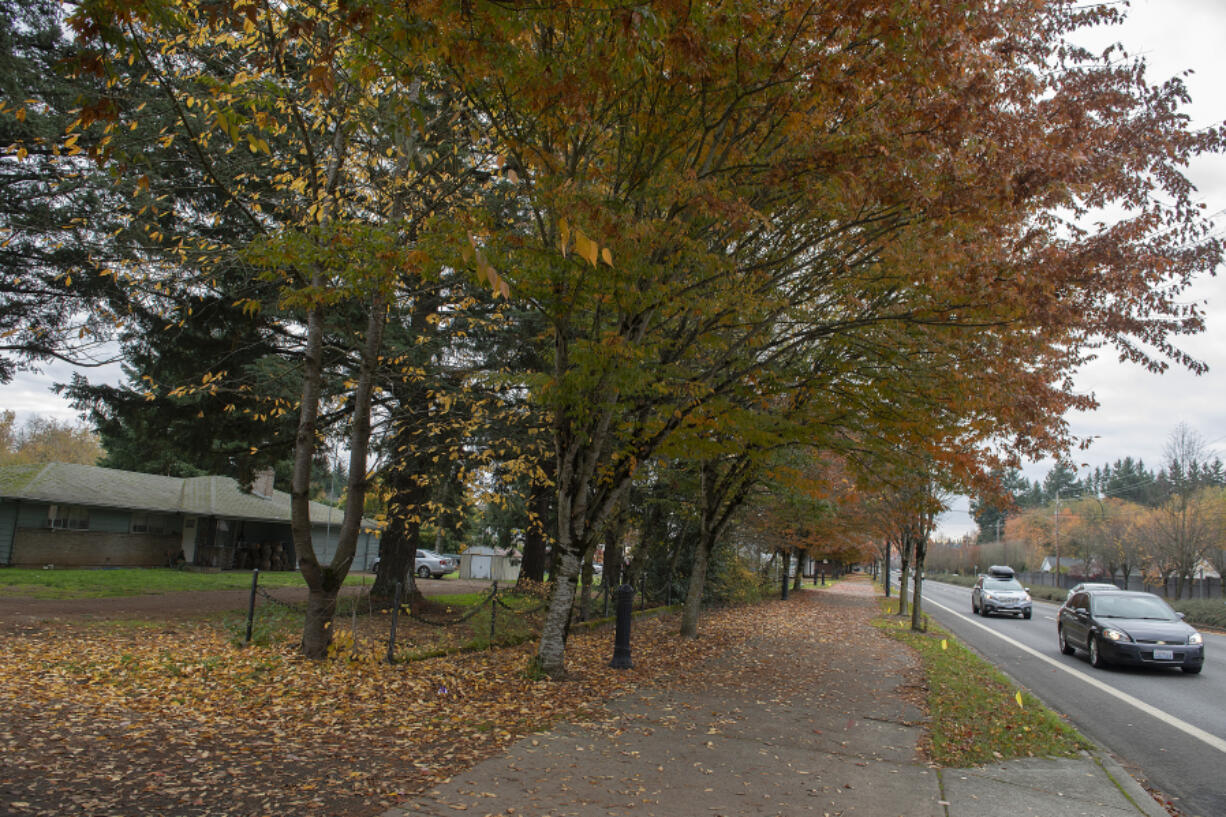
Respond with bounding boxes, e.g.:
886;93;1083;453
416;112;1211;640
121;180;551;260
59;0;512;657
38;0;1225;677
392;0;1225;676
0;410;102;465
1086;497;1148;588
1145;425;1222;597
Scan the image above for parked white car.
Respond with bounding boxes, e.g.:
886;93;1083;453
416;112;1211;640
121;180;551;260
415;549;457;579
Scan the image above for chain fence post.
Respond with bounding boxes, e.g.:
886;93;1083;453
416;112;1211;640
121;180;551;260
489;580;498;648
244;568;260;645
387;580;402;664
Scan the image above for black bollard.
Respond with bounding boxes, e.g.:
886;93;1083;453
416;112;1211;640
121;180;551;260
609;584;635;669
244;568;259;645
820;570;825;586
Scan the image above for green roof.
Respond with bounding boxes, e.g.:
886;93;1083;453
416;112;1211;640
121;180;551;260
0;462;372;528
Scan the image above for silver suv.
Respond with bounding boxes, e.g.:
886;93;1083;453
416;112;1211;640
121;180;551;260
972;566;1033;619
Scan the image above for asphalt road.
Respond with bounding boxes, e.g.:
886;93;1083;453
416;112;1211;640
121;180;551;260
899;578;1226;817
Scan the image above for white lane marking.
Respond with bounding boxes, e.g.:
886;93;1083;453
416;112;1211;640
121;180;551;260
925;596;1226;755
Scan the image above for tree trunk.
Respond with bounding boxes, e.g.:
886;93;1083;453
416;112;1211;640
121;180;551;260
897;536;911;618
292;302;328;656
518;463;554;585
295;291;387;658
911;534;928;631
371;500;422;603
536;542;581;677
679;535;712;639
603;507;627;589
781;549;791;600
301;585;340;657
579;552;594;621
882;542;891;598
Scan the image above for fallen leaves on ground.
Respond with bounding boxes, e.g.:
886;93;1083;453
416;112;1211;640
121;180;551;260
0;606;757;817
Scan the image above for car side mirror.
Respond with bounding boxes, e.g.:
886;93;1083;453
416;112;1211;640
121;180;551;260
1176;612;1186;620
1024;587;1031;593
1075;607;1089;616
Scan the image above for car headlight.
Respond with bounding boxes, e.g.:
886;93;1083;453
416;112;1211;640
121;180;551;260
1189;632;1203;645
1022;593;1031;602
1102;628;1128;642
983;592;995;600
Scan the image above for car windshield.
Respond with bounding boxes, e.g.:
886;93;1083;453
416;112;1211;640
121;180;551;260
1092;595;1176;621
984;579;1023;591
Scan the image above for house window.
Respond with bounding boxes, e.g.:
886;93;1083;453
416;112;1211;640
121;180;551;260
48;504;89;530
131;512;170;534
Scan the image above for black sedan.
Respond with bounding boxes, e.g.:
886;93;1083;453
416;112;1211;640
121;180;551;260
1057;589;1204;674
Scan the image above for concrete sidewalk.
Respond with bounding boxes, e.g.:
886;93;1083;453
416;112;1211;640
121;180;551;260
382;580;1166;817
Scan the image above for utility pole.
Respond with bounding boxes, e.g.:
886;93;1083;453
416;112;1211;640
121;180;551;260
1053;489;1061;585
996;517;1004;566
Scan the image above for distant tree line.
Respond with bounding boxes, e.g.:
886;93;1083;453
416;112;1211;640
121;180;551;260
968;424;1226;598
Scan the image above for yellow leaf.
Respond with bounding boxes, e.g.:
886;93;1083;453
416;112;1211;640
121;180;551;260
601;247;613;266
1015;691;1024;708
575;232;598;267
940;639;947;650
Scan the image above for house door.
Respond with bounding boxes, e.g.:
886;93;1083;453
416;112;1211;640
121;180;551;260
181;517;198;563
471;555;492;580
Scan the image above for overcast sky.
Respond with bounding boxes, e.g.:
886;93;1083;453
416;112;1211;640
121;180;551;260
3;1;1224;541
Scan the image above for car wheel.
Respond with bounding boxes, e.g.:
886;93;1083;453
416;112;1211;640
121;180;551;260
972;599;978;614
417;565;431;579
1023;610;1032;620
1058;627;1075;655
1182;665;1202;675
1089;635;1108;668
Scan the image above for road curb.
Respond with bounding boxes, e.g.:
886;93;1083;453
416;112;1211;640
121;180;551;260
1089;749;1171;817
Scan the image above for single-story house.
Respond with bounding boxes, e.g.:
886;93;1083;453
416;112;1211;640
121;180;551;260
459;545;520;582
0;462;380;570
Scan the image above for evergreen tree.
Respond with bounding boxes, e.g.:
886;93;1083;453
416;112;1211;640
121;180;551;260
1043;460;1083;503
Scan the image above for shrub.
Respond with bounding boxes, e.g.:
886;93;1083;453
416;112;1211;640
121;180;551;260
706;548;772;606
1170;598;1226;630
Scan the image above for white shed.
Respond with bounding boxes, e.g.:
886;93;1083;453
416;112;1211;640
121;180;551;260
460;545;520;582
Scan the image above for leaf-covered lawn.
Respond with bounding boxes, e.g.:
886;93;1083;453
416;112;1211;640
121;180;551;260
0;610;748;817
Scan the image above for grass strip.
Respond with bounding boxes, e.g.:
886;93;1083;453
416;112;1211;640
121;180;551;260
874;601;1089;767
0;567;372;598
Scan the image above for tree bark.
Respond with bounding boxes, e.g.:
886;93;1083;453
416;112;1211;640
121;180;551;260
292;301;328;655
296;291;387;658
301;585;340;657
910;533;928;631
896;535;911;618
781;549;791;600
518;462;554;585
